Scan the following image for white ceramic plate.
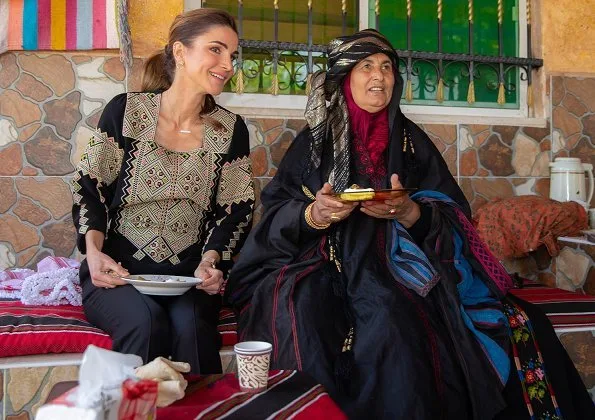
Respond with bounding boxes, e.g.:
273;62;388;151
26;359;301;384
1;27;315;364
121;274;202;296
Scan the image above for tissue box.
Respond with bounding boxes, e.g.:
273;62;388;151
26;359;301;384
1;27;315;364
36;379;158;420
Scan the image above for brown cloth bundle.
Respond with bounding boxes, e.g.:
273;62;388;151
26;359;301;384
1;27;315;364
473;196;588;260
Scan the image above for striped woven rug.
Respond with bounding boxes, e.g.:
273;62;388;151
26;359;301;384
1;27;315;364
0;0;119;52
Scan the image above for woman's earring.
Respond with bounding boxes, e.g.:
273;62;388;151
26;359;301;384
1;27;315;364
176;61;185;69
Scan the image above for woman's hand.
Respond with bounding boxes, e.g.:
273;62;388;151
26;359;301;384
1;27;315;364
360;174;421;228
86;249;129;289
194;252;224;295
311;183;359;225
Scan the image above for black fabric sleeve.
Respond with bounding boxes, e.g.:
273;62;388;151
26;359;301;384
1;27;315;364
71;94;127;254
406;202;433;245
203;116;255;273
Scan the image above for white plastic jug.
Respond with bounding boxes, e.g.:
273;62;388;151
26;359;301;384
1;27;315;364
549;157;594;207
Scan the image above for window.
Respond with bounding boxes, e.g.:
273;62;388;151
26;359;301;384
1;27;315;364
189;1;542;122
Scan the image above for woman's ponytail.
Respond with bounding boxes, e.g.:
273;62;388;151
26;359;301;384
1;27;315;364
141;47;174;92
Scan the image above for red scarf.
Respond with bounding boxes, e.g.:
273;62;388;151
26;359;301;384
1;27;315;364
343;74;390;166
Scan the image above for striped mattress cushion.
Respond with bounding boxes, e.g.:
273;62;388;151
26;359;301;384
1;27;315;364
509;283;595;332
0;300;239;358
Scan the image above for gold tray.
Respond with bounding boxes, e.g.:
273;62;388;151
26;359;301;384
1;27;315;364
325;188;417;202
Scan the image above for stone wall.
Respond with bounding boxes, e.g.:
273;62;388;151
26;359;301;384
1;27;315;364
0;52;594;291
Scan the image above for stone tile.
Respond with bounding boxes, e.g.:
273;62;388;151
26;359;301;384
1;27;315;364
30;365;79;416
427;134;446;153
7;367;49;411
22;167;38;176
270;131;294;167
468;125;490;135
72;126;94;166
459;126;474;151
0;178;17;212
18;54;75;97
540;138;551;152
534;178;551;198
502;256;538;279
72;55;92;64
260;119;284;132
471;178;514;201
0;53;19;88
513;178;536;196
0;243;17;270
0;90;42;128
0;118;19;146
24;126;75;175
267;168;277;176
0;369;3;401
82;99;103;117
582;114;595;141
523;123;550;143
512;133;540;177
551;76;565;106
493;125;518;146
564;77;595;112
15;73;53;102
531;152;550;177
558;331;595;390
18;123;41;142
43;91;82;139
17;247;38;267
15;177;72;219
13;197;51;225
553;106;582;138
286;119;306;132
470;195;489;214
562;93;589;117
424;124;457;145
264;126;283;145
569;137;595;168
103;57;126;81
476;131;490;147
0;144;22;175
557;247;591;288
565;133;582;150
85;109;102;128
0;214;39;252
246;122;264;149
76;58;125;103
5;412;29;420
250;146;268;177
478;134;514;176
42;220;77;257
442;146;457;177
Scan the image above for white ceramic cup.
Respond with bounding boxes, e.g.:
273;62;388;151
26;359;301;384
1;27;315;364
234;341;272;393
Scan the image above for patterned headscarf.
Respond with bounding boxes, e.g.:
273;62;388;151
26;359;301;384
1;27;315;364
305;29;403;191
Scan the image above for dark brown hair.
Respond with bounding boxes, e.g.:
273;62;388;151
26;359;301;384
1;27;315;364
142;8;238;115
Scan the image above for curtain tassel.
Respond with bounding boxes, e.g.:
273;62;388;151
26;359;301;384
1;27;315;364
405;78;413;102
436;78;444;103
497;82;505;105
467;80;475;104
270;73;280;95
235;69;245;94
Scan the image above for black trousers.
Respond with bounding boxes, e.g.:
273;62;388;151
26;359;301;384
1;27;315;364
80;260;222;374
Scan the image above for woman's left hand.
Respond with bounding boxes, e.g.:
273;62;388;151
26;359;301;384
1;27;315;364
194;261;224;295
360;174;421;228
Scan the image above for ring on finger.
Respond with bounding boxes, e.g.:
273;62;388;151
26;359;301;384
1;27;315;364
330;212;340;222
389;208;397;215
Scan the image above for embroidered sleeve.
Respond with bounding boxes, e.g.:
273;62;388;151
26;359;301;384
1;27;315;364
203;116;255;271
72;94;126;254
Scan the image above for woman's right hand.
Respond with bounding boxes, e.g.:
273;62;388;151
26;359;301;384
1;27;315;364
86;249;129;289
311;183;358;225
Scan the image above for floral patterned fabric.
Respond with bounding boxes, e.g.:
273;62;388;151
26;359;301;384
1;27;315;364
474;196;587;260
505;299;563;420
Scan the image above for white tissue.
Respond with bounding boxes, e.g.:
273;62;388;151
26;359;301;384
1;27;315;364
72;345;143;409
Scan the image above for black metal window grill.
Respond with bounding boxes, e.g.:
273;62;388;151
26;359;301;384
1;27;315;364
205;0;543;109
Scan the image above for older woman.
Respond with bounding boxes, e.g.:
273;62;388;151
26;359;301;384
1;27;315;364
226;30;594;419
